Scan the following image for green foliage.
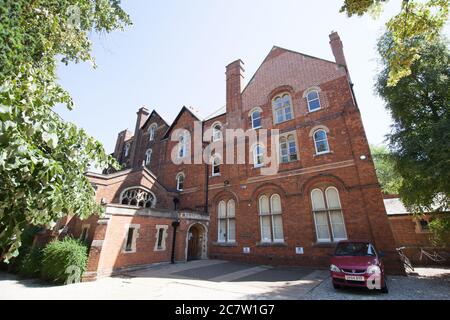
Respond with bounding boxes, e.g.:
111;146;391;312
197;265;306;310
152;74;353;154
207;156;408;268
341;0;449;86
376;32;450;246
428;216;450;247
41;238;88;284
19;246;43;278
370;144;402;194
8;225;42;273
0;1;130;261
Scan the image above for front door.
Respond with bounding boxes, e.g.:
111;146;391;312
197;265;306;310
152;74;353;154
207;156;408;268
187;226;200;261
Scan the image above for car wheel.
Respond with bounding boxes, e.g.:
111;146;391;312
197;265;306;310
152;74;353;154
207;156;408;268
333;283;341;290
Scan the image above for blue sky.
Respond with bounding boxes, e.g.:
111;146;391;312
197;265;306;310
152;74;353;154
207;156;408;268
56;0;450;154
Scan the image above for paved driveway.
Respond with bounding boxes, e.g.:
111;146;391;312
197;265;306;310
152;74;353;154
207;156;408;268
0;260;449;300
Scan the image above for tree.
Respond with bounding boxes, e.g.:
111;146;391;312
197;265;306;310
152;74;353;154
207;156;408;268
370;144;402;194
376;32;450;246
341;0;449;86
0;1;131;261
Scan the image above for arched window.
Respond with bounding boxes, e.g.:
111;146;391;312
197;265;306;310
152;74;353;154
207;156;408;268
123;142;130;157
259;194;284;243
176;173;185;191
218;199;236;243
148;123;157;141
272;93;293;124
212;123;222;142
311;187;347;242
145;149;152;166
253;144;264;168
212;155;221;176
313;129;330;154
279;134;298;163
306;90;321;112
120;187;156;208
251;109;262;129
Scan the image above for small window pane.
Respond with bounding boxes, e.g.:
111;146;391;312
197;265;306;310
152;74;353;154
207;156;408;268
314;212;330;241
260;215;271;242
227;200;235;218
330;211;347;240
259;196;269;215
326;188;341;209
218;201;226;218
218;219;227;242
228;219;236;241
272;215;284;241
311;189;326;210
270;194;282;214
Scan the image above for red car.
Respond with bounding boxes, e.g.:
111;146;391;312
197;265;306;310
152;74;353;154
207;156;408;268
330;240;388;293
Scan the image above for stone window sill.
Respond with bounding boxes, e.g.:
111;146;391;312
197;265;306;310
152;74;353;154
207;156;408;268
256;242;287;247
314;151;333;157
213;242;238;247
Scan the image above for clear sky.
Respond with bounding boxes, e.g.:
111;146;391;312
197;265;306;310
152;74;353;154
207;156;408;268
56;0;450;154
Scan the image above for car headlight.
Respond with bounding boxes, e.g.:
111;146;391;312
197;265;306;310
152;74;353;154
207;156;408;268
367;265;381;274
330;264;341;272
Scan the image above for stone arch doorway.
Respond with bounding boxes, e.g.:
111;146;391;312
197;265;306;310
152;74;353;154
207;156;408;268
186;223;207;261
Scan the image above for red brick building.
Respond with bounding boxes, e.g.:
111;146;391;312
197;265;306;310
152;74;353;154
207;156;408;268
61;31;403;280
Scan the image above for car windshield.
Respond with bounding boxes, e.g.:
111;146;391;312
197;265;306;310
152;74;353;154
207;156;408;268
335;242;376;256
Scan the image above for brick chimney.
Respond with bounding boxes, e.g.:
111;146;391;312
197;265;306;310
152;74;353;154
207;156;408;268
225;59;244;128
329;31;347;68
130;106;149;167
113;129;133;162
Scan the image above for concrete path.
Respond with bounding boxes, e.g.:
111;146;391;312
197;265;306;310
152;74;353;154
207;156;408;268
0;261;448;300
0;260;327;300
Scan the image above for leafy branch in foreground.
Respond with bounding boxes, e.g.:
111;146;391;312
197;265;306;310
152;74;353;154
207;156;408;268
340;0;449;86
0;0;131;261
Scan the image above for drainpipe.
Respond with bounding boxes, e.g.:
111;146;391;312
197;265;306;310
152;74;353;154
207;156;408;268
170;220;180;264
204;162;209;214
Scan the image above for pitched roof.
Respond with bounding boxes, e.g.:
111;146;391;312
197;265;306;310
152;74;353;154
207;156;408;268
242;45;340;94
162;106;201;139
141;109;169;129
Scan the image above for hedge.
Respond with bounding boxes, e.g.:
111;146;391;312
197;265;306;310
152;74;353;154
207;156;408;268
41;238;88;284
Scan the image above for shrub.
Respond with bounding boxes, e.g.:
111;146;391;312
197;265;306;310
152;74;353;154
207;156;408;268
19;246;43;278
41;238;88;285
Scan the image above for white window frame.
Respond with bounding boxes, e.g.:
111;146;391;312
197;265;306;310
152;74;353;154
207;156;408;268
154;225;168;251
178;131;188;159
211;155;221;176
306;90;321;112
123;224;140;253
123;142;130;157
272;93;294;124
145;148;152;166
120;186;156;208
217;200;236;243
279;133;299;163
313;129;330;155
148;123;157;141
212;122;222;142
311;187;347;243
250;108;262;129
253;144;265;168
258;194;284;243
176;172;185;191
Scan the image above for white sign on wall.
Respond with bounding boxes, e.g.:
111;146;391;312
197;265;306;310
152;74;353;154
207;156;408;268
243;247;250;254
295;247;304;255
